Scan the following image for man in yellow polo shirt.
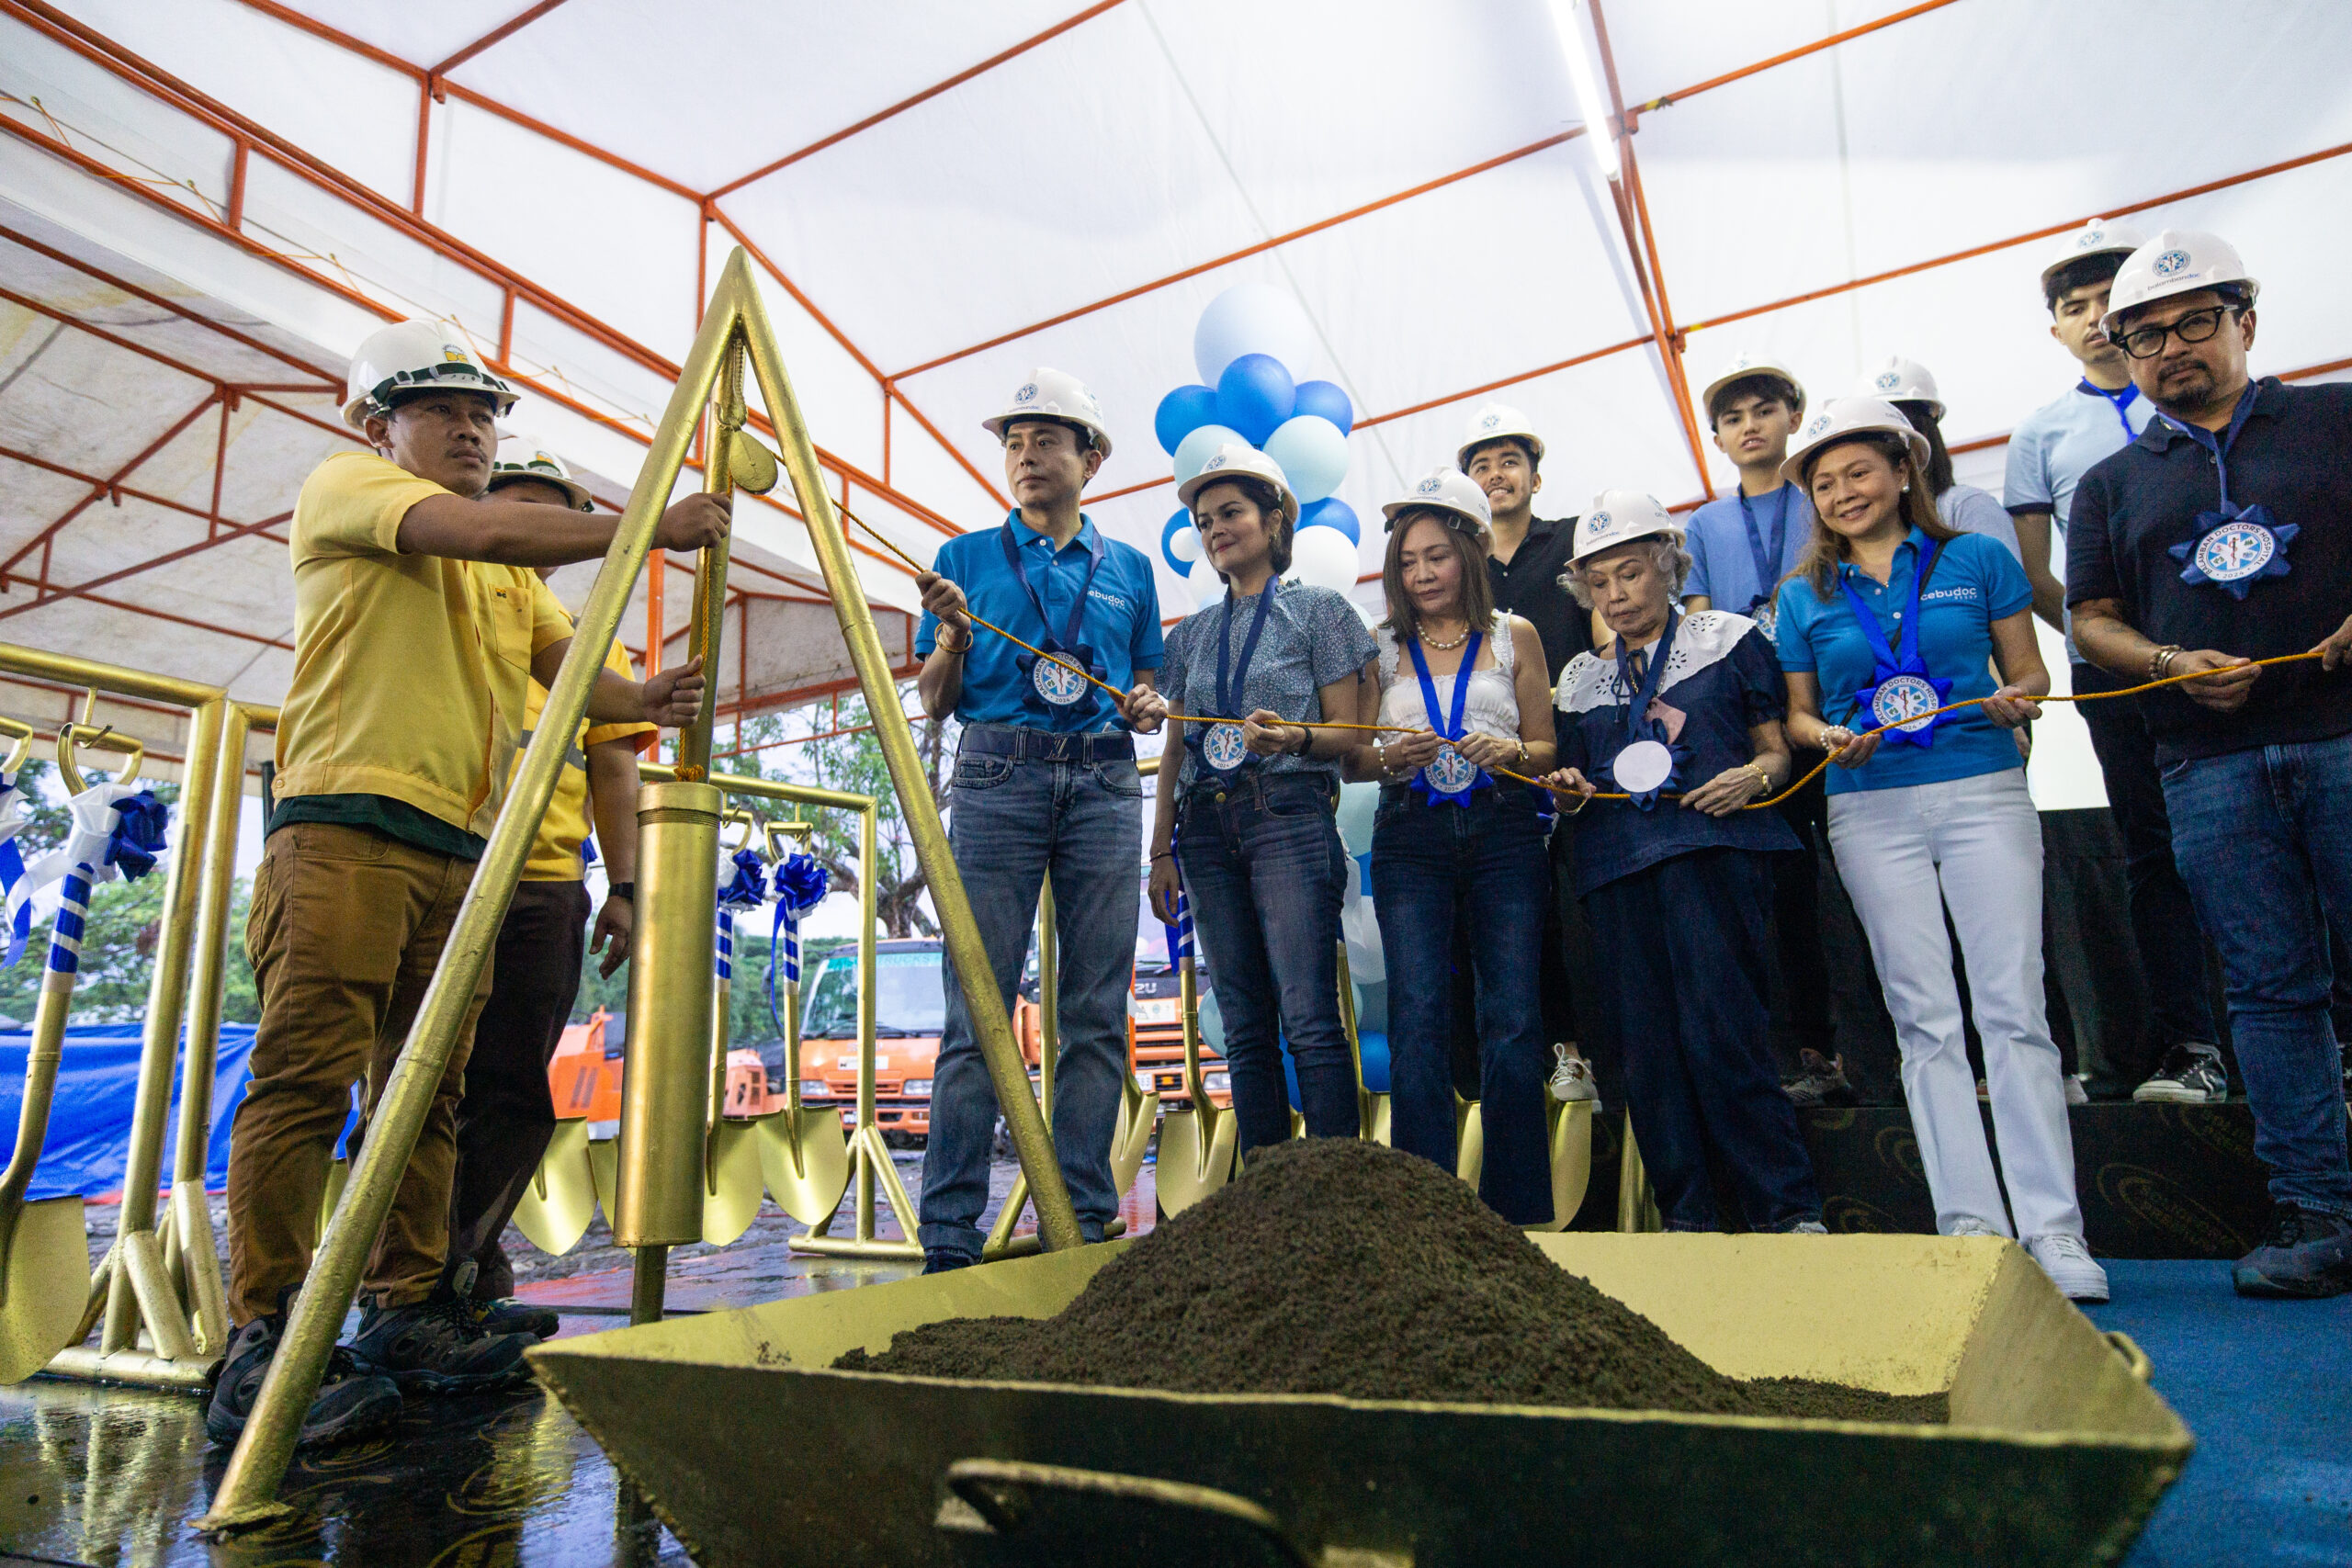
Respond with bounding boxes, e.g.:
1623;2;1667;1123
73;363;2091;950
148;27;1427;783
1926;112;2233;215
209;322;728;1448
447;440;653;1342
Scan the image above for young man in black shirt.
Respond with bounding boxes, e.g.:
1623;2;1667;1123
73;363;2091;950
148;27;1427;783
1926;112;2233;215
2070;230;2352;1299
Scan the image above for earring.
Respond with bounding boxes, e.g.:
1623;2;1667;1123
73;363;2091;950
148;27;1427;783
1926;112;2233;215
1901;483;1911;493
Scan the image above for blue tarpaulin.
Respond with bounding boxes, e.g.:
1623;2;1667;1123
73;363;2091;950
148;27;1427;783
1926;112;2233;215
0;1022;258;1201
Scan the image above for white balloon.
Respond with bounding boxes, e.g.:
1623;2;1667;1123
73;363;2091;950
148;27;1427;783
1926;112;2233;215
1187;557;1227;609
1193;284;1315;388
1172;423;1245;484
1288;526;1362;596
1169;523;1203;564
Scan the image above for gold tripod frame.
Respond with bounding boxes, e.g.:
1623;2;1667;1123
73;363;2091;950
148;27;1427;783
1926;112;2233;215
202;249;1074;1530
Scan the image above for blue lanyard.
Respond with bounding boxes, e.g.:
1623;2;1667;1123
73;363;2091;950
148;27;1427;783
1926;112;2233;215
2158;382;2262;515
998;517;1104;653
1216;581;1277;725
1408;632;1482;743
1736;484;1794;611
2077;378;2142;444
1611;613;1678;745
1836;539;1940;676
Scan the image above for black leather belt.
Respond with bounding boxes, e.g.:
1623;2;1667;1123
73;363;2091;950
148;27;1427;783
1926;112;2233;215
957;725;1135;763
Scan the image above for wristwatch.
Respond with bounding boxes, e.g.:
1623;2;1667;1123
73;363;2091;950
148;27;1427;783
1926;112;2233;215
606;881;635;902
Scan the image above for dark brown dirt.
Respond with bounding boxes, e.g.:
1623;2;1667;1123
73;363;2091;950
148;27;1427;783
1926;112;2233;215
837;1139;1944;1424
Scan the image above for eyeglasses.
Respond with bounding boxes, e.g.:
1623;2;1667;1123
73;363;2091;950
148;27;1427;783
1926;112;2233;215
2116;305;2233;361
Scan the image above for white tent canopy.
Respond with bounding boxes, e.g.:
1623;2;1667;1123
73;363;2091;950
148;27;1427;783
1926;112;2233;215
3;0;2349;800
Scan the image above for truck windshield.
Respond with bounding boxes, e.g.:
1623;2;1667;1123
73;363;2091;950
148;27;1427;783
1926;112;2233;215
799;949;946;1039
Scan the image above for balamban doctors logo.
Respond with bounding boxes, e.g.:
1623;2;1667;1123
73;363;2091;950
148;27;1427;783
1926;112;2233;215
1203;722;1248;773
1424;744;1477;795
1871;674;1942;732
1032;657;1088;706
1480;412;1501;430
2193;518;2277;583
1586;513;1611;535
1803;413;1832;440
1014;382;1039;405
1417;476;1444;497
1874;370;1901;392
2153;249;2191;277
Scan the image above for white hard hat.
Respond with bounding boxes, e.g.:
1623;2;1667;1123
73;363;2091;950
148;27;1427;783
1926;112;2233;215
1699;349;1807;424
1381;468;1491;536
2101;230;2260;335
487;435;594;512
1780;397;1932;491
2040;218;2147;294
1176;443;1299;525
1454;402;1545;470
1854;355;1944;422
1568;490;1684;566
342;320;516;432
980;367;1113;457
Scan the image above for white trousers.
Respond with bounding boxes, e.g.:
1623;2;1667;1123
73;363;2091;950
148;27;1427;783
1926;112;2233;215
1827;769;2083;1239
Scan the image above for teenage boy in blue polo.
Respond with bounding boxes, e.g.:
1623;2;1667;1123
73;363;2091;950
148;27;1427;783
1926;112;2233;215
2070;231;2352;1299
911;368;1166;1270
2007;220;2223;1104
1679;353;1857;1105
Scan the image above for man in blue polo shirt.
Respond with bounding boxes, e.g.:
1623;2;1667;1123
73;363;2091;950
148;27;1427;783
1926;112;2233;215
911;367;1166;1271
2070;231;2352;1299
2006;220;2223;1105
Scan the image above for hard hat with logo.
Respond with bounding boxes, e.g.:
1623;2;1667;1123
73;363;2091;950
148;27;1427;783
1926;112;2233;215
1176;443;1299;525
487;435;594;512
2101;230;2260;334
2040;217;2147;294
1854;355;1944;421
1454;402;1545;470
1699;349;1807;423
342;320;517;432
1780;397;1933;490
1568;490;1685;566
1381;468;1491;536
980;367;1113;457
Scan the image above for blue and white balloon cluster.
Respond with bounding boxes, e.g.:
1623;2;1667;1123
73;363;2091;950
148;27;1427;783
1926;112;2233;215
1155;285;1363;607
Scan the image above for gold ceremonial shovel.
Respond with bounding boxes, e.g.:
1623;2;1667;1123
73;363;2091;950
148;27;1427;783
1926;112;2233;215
512;1118;599;1257
700;810;768;1247
1150;951;1235;1219
0;719;130;1382
752;818;850;1229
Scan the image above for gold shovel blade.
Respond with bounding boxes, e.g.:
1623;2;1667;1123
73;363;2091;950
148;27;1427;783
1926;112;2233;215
513;1120;600;1257
755;1110;851;1229
588;1136;619;1223
1526;1099;1595;1234
699;1120;768;1247
1455;1101;1484;1187
0;1197;88;1384
1152;1107;1237;1219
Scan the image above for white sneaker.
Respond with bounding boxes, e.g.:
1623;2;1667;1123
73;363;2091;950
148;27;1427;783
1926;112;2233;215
2027;1233;2109;1303
1946;1217;2002;1237
2065;1073;2089;1106
1787;1221;1828;1235
1548;1044;1597;1104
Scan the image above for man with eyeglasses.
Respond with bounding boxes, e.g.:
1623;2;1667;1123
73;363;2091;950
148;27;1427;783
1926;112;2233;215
2006;221;2222;1106
2070;231;2352;1300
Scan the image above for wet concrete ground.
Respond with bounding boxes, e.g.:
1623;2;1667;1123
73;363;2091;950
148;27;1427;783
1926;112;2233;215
4;1152;1158;1567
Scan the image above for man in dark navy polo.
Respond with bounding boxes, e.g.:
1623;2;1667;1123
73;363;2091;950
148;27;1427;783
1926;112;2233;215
2069;231;2352;1299
911;367;1166;1270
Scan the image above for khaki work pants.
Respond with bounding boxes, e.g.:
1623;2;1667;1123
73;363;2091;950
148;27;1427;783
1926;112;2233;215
226;823;495;1322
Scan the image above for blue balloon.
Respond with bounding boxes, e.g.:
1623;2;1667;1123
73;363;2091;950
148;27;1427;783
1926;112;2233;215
1216;353;1295;447
1153;384;1220;458
1261;414;1350;504
1171;423;1245;484
1293;379;1354;435
1159;507;1201;575
1297;495;1361;547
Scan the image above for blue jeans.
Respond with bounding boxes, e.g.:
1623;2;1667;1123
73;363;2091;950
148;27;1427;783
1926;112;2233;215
1584;848;1821;1232
1178;773;1354;1152
1371;784;1552;1225
917;733;1142;1258
2163;732;2352;1219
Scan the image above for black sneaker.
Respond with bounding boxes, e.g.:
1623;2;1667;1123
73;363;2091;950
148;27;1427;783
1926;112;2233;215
351;1264;537;1393
2233;1203;2352;1299
204;1310;401;1448
2133;1044;2227;1104
922;1247;977;1275
1782;1049;1857;1109
469;1298;560;1341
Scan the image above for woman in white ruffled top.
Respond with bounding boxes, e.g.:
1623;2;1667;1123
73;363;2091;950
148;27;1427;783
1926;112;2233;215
1342;468;1558;1226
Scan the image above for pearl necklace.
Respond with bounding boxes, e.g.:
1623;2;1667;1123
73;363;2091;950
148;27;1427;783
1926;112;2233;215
1418;622;1471;651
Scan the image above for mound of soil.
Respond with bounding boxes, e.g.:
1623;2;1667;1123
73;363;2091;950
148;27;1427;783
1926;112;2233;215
838;1139;1943;1423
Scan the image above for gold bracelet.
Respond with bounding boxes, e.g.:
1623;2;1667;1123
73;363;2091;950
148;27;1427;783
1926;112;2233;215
2149;644;2185;681
1745;761;1772;793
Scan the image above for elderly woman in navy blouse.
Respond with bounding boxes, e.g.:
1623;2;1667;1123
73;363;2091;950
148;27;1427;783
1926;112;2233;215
1543;491;1826;1234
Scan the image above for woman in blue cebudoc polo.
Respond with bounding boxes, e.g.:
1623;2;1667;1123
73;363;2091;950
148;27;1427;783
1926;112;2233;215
1544;491;1825;1235
1776;397;2107;1303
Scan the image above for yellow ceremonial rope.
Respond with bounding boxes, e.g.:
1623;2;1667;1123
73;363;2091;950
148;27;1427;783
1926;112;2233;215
1558;650;2332;813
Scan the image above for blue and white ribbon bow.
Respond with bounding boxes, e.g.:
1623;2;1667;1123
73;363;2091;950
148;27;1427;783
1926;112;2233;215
0;773;32;966
1162;883;1194;968
764;852;831;1037
714;846;768;983
5;783;168;967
